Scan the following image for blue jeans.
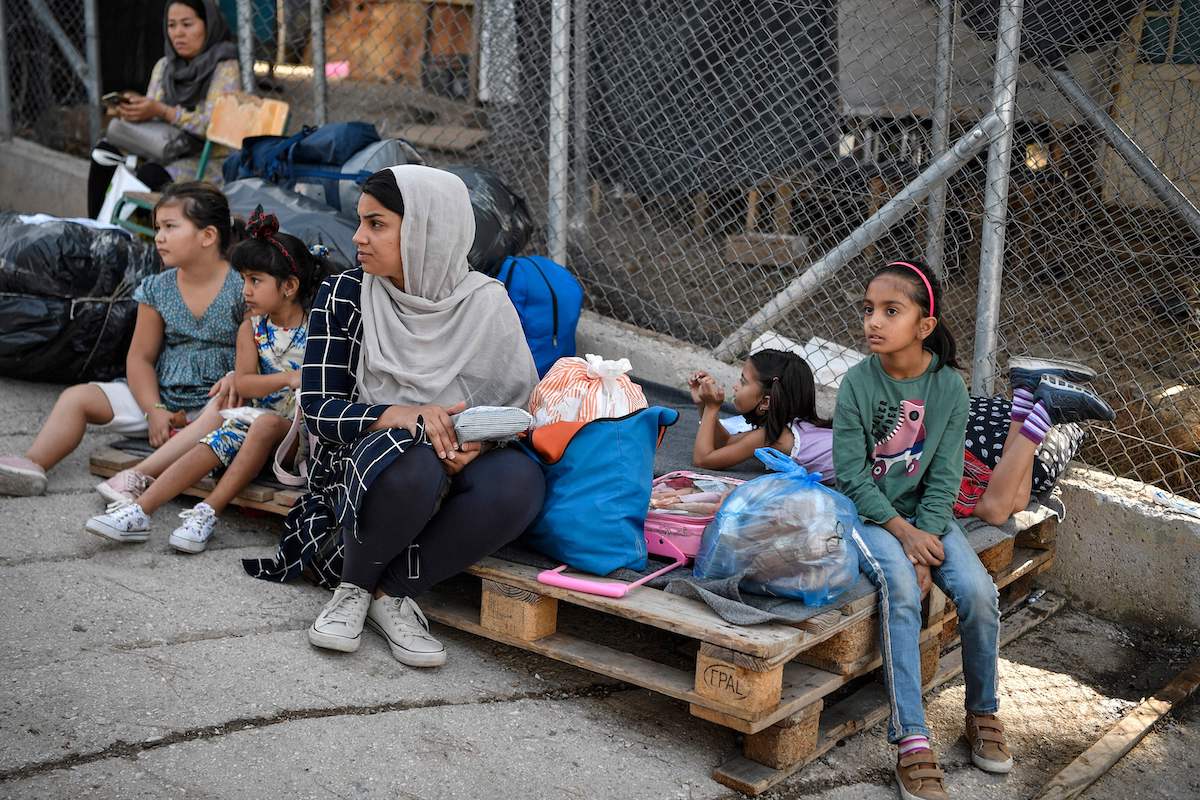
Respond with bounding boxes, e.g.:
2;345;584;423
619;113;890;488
851;520;1000;742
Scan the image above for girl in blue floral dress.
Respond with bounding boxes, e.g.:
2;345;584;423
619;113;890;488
87;209;331;553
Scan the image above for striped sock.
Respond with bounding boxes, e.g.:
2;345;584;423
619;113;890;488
1010;387;1036;423
1020;401;1052;444
898;734;931;756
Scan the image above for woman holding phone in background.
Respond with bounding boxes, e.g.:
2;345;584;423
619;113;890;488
87;0;239;218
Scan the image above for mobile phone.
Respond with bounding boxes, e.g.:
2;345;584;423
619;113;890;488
101;92;127;107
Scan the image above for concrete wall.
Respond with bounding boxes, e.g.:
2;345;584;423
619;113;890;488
0;138;90;217
1047;466;1200;630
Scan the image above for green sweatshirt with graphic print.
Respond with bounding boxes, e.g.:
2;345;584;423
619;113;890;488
832;354;969;536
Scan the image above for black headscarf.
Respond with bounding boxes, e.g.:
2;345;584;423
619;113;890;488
161;0;239;109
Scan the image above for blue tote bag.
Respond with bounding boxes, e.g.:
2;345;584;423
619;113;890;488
520;406;678;575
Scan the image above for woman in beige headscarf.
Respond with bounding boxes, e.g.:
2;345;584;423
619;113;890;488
244;165;543;667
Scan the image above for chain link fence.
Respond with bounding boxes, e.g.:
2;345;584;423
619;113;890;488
3;0;100;152
5;0;1200;499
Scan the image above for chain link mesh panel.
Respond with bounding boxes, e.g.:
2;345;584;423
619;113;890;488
5;0;92;152
10;0;1198;498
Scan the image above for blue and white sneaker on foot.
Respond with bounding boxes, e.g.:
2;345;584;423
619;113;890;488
1034;375;1115;424
168;502;217;554
1009;356;1097;392
86;502;151;543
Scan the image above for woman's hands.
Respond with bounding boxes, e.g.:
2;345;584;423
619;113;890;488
116;93;172;124
373;401;466;459
441;441;483;476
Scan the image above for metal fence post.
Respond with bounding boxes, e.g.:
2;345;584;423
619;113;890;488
83;0;101;144
971;0;1025;396
547;0;571;265
237;0;255;93
570;0;589;240
0;0;12;142
311;0;327;125
713;112;1007;361
1043;64;1200;241
924;0;956;278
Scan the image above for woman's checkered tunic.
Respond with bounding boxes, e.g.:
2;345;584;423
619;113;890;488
242;269;428;588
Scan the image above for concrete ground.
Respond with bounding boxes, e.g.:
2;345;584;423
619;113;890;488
0;375;1197;799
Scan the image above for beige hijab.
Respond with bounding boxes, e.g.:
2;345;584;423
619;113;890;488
355;165;538;409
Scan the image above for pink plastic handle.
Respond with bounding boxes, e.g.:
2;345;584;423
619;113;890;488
536;566;632;597
536;536;688;598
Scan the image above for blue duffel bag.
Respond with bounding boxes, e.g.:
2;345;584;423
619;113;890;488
520;406;678;575
222;122;381;199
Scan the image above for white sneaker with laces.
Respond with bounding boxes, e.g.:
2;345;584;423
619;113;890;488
366;595;447;667
308;582;371;653
96;469;153;505
85;502;152;543
168;502;217;554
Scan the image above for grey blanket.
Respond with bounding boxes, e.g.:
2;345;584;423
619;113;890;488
498;500;1059;626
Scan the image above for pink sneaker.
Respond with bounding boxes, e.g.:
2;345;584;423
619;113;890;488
96;469;153;505
0;456;47;496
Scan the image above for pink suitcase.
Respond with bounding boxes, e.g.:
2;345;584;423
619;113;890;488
537;470;744;598
644;470;745;558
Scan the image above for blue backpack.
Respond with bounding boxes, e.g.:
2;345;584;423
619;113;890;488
496;255;584;377
520;407;679;575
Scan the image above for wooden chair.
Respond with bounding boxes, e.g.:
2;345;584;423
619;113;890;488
112;93;290;237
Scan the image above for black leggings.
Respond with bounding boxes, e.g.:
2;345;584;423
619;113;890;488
87;140;174;219
343;445;545;597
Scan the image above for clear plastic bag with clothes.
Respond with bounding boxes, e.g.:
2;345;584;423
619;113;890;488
693;447;862;606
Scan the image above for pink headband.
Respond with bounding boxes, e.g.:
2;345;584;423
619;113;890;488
887;261;934;317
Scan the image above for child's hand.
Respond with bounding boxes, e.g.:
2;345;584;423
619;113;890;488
146;407;174;448
687;371;711;405
288;372;301;390
897;524;945;566
208;372;241;409
914;563;932;598
698;376;725;407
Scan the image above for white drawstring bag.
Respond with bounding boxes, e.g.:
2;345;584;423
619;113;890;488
528;354;648;427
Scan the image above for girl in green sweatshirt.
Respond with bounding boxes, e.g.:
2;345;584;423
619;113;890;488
833;260;1008;800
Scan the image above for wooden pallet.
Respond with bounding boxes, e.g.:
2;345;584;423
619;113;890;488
418;524;1056;794
89;445;301;516
89;443;1059;792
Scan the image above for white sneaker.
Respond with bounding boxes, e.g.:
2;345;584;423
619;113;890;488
308;582;371;653
85;502;151;543
168;502;217;554
96;469;153;505
366;595;447;667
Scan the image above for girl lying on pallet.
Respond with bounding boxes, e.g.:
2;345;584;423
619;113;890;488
687;349;835;481
243;165;544;669
0;183;242;499
85;208;331;553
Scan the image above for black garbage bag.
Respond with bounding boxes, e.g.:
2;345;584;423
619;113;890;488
444;166;534;277
0;214;162;383
224;179;358;271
